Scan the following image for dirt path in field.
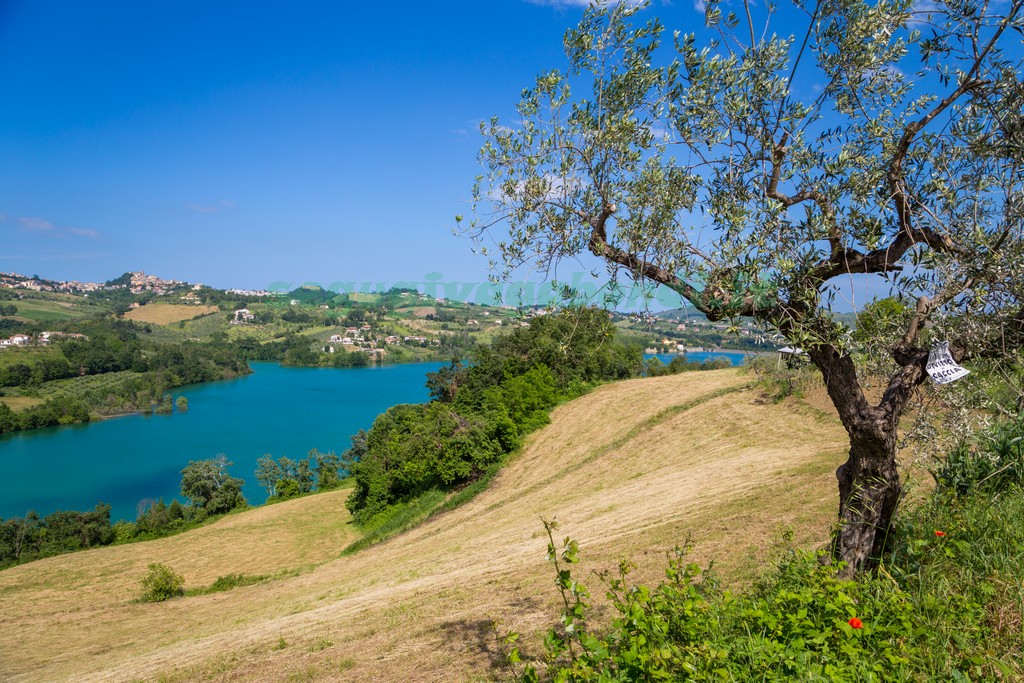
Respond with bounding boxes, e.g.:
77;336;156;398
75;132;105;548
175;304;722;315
0;369;848;682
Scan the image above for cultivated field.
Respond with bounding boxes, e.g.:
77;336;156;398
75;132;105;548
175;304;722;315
124;304;221;325
6;297;93;324
0;396;44;411
395;305;438;318
0;369;850;682
0;347;65;370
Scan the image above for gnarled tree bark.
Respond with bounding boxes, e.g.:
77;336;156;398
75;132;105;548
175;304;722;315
806;345;926;574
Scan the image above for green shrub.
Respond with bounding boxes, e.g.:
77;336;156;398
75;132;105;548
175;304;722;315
342;489;447;554
345;403;504;524
747;355;820;401
481;365;559;435
208;573;263;592
140;563;185;602
276;478;301;500
933;416;1024;496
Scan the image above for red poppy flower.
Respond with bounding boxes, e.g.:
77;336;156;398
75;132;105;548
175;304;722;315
934;530;946;537
848;617;863;629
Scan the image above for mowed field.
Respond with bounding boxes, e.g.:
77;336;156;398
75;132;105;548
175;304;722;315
124;304;221;325
0;396;44;411
0;369;849;682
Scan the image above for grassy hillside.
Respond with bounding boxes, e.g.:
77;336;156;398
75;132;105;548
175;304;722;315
0;290;111;325
0;369;849;682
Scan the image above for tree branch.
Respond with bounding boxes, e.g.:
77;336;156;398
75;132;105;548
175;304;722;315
887;3;1019;236
587;204;704;307
766;132;842;253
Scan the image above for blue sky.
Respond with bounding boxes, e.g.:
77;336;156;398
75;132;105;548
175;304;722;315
0;0;697;293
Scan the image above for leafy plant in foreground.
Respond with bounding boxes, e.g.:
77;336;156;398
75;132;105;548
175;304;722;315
505;489;1024;681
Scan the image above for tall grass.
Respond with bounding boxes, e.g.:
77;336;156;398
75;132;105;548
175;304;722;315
341;489;447;555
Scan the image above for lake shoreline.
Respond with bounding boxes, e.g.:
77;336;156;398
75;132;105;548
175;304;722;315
1;361;447;522
3;350;758;521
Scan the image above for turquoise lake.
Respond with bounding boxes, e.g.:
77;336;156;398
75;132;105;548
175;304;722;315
0;351;750;523
0;361;444;522
648;350;750;366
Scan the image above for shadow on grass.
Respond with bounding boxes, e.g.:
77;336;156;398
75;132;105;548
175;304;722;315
438;595;545;674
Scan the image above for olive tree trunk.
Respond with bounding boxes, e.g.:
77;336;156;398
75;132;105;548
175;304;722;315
807;345;925;575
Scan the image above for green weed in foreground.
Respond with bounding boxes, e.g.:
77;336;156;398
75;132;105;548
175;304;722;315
508;489;1023;682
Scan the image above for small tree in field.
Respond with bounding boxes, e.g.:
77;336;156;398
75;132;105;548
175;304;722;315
464;0;1024;573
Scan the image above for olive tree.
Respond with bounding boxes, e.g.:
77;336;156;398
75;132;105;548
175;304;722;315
180;455;246;514
463;0;1024;573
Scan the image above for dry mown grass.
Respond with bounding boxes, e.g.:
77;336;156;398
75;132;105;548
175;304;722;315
0;369;849;682
124;304;220;325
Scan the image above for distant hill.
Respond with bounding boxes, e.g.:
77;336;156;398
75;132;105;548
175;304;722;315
639;307;859;328
0;369;848;682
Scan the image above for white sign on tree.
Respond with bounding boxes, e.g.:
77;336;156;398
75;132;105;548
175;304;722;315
926;342;970;384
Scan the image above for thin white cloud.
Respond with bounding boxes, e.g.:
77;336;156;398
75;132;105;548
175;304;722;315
907;0;940;27
523;0;646;8
5;249;109;261
186;204;220;214
524;0;595;6
693;0;705;10
66;227;100;239
18;217;55;232
487;173;584;203
14;216;101;239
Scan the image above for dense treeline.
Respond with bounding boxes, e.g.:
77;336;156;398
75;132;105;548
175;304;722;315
0;457;247;568
344;308;643;526
0;356;75;387
0;318;29;335
0;318;249;386
0;395;91;433
284;286;346;307
0;447;353;569
643;354;732;376
0;318;250;434
0;504;115;569
255;449;347;499
231;334;371;368
61;318;249;381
